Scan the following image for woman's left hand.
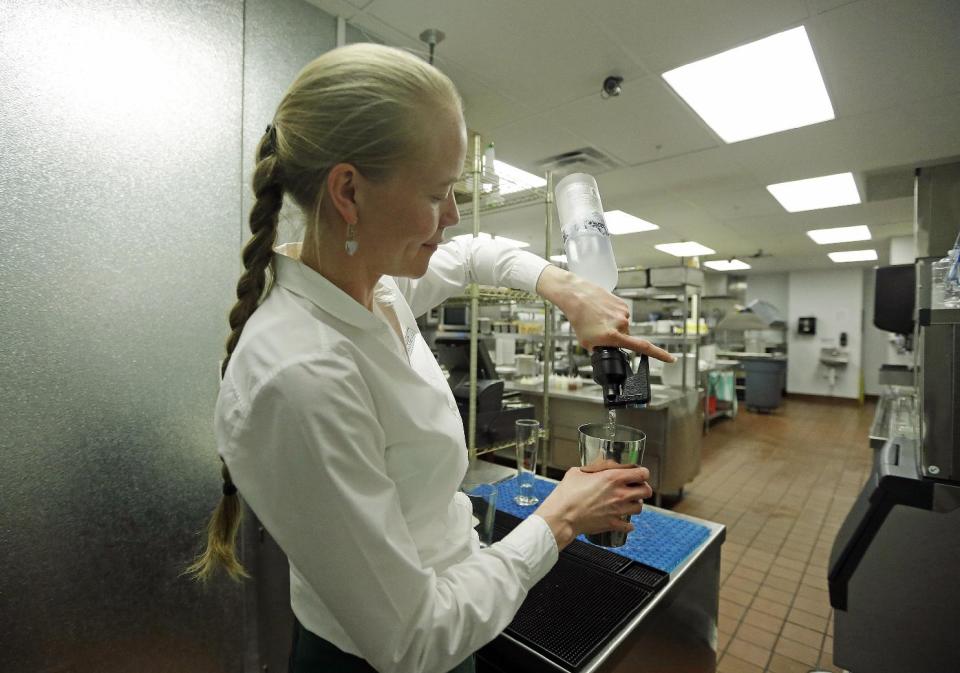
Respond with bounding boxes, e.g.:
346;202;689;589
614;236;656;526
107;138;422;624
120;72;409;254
536;265;676;363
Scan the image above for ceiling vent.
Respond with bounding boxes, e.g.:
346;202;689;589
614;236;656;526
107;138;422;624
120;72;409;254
534;147;623;178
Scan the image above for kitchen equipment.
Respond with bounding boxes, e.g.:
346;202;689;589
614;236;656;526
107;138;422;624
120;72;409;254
515;354;537;377
660;353;699;389
578;423;646;547
829;184;960;673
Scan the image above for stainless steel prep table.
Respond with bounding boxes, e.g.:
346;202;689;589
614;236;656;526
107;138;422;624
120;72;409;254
504;381;704;505
469;462;725;673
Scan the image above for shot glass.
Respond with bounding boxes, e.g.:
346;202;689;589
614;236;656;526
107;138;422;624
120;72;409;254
514;418;541;506
462;483;498;547
578;423;646;547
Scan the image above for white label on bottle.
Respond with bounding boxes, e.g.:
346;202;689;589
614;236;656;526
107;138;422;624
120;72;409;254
561;212;609;246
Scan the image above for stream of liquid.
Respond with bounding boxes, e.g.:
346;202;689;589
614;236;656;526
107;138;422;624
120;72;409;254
606;408;617;441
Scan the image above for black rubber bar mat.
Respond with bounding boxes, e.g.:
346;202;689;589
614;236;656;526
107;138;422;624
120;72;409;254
491;511;670;671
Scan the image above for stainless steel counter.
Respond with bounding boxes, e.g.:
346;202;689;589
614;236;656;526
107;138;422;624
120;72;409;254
505;380;686;410
471;462;725;673
504;381;704;506
716;350;787;361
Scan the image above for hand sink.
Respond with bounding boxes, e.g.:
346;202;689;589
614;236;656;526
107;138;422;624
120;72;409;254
820;348;849;368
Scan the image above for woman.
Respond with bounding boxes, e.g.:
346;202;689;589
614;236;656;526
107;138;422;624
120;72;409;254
189;43;672;673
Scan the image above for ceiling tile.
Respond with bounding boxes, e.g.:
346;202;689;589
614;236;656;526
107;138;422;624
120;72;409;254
725;91;960;184
362;0;646;112
809;0;960;117
483;114;592;173
542;75;719;165
671;185;782;221
596;144;756;201
585;0;811;73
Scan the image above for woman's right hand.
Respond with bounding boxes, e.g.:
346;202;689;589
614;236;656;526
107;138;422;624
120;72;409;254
533;464;652;550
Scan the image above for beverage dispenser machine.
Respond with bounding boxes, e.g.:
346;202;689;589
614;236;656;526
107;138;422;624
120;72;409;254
827;257;960;673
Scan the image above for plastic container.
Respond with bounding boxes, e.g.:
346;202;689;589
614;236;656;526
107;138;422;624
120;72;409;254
554;173;618;291
743;358;786;411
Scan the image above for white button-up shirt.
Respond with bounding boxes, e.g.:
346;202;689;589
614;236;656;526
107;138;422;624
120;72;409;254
216;237;558;673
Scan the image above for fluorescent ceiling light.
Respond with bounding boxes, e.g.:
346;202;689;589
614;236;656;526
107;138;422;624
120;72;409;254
828;249;877;263
661;26;834;143
604;210;659;235
807;225;871;245
494;160;547;195
767;172;861;212
550;254;568;263
655;241;716;257
452;232;530;249
704;259;751;271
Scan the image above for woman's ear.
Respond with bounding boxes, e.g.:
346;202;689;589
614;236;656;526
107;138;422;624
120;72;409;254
325;163;359;225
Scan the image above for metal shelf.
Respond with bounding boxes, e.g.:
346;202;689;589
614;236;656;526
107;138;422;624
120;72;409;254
631;334;704;343
919;307;960;325
445;285;540;305
454;157;548;217
460;132;555;464
475;439;519;457
481;332;578;341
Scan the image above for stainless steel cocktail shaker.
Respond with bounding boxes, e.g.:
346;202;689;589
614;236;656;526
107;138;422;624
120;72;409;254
578;423;646;547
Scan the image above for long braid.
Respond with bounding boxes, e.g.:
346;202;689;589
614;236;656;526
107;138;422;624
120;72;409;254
185;129;283;582
222;131;283;377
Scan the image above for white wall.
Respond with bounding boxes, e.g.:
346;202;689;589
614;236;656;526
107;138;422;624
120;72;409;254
890;236;915;265
745;273;790;315
787;269;864;399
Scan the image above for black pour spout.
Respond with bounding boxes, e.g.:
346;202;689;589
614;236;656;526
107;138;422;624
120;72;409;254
590;348;651;409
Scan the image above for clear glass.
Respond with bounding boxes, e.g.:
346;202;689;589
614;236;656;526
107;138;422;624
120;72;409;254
514;419;541;506
462;483;498;547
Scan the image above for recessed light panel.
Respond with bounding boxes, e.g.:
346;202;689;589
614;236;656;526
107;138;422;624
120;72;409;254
807;225;871;245
767;172;861;212
655;241;716;257
828;249;877;263
704;259;752;271
494;160;547;195
604;210;659;235
661;26;834;143
452;232;530;248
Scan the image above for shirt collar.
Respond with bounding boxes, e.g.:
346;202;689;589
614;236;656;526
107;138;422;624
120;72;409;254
273;242;388;330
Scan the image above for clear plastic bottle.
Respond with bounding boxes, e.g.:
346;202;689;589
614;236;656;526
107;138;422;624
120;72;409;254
554;173;618;291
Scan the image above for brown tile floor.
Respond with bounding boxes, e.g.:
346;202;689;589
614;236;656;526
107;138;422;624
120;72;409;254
671;396;875;673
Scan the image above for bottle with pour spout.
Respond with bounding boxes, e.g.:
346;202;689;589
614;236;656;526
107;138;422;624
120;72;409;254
554;173;619;292
555;173;651;548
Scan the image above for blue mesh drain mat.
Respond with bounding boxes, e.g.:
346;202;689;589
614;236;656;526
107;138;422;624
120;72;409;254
489;476;711;573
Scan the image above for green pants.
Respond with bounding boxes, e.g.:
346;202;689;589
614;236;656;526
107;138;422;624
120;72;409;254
289;619;476;673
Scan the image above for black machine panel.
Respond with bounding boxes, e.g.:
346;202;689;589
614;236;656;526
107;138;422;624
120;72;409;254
874;264;916;334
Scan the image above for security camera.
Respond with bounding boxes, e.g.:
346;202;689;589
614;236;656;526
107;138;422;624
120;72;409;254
601;75;623;99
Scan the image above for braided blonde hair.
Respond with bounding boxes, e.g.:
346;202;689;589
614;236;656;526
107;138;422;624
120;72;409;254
186;43;462;582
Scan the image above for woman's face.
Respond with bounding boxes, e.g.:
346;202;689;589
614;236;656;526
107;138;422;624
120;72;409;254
356;105;467;279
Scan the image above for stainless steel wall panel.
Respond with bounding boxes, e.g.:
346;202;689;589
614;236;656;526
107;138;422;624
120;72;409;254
0;1;245;670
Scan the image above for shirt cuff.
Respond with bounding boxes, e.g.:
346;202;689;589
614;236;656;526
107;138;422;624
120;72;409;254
508;254;552;295
496;513;559;586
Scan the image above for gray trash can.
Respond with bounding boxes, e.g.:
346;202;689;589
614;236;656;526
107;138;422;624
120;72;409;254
743;358;786;412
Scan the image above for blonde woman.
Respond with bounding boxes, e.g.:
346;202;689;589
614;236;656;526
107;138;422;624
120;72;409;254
189;43;672;673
